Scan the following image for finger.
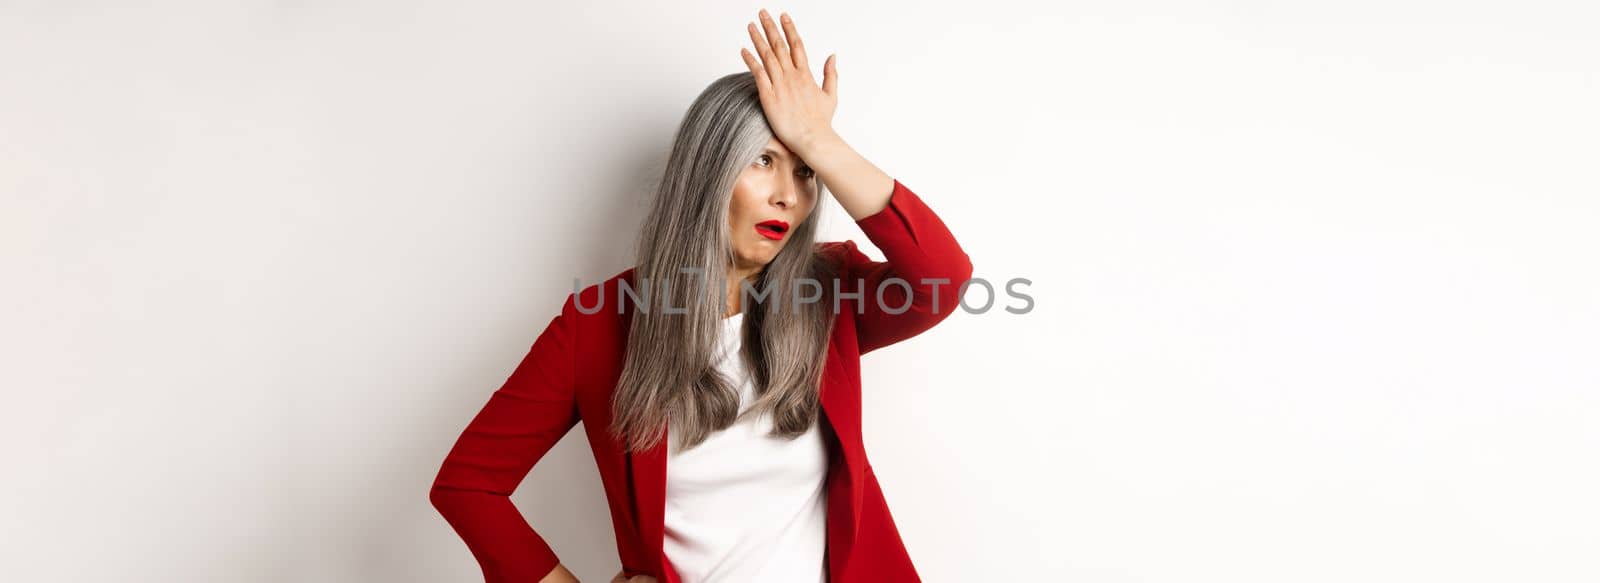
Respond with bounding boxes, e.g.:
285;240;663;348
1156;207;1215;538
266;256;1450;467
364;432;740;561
747;21;783;84
822;53;838;96
740;47;773;95
779;12;812;79
758;9;792;74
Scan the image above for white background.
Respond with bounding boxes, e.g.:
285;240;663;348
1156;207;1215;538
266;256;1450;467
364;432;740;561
3;1;1597;581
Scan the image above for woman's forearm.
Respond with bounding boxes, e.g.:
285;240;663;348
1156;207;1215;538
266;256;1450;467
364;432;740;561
793;129;894;221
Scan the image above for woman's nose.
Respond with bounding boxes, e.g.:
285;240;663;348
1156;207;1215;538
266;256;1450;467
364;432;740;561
772;186;797;209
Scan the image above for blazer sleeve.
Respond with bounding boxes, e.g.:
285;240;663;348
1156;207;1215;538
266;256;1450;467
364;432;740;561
428;293;582;583
837;178;975;355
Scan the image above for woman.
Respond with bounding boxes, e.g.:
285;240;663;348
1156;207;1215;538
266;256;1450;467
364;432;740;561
428;10;973;583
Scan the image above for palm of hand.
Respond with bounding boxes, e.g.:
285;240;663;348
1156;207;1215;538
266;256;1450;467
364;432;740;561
739;9;840;152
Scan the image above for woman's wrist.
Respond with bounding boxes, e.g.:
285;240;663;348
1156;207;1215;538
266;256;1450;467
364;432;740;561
793;127;843;160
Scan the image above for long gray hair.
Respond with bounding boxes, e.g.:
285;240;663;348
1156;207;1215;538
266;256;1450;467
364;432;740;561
609;71;839;454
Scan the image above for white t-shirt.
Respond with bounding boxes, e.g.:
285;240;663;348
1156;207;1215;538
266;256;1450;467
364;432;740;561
662;311;830;583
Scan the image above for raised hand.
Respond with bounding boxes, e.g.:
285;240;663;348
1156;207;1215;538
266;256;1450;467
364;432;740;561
738;9;839;156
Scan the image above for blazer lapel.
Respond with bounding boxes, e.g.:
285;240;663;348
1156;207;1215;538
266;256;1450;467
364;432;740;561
819;321;865;572
609;270;669;578
625;422;671;579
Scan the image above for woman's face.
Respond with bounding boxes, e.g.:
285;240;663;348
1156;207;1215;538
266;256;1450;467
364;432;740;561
727;137;819;274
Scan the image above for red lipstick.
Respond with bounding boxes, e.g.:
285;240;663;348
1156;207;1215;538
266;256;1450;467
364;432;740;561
755;219;789;241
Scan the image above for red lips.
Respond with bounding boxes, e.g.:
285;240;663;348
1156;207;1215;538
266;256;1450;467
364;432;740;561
755;219;789;241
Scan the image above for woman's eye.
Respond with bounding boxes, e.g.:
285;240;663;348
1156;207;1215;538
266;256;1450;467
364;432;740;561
755;155;812;179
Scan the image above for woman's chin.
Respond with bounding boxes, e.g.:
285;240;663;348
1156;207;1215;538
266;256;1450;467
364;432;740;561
734;249;778;271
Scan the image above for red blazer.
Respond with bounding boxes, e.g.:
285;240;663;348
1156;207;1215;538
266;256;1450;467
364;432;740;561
429;179;974;582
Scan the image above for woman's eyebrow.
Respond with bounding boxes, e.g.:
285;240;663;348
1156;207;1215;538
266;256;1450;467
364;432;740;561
762;148;808;167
